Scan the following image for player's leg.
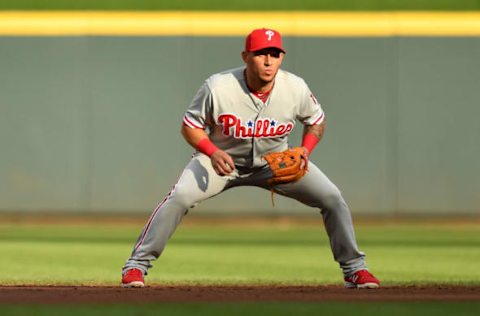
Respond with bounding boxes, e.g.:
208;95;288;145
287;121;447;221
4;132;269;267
251;163;369;278
122;154;231;281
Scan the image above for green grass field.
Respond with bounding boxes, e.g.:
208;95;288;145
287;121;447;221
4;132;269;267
0;0;479;11
0;217;478;286
0;216;479;315
3;302;480;316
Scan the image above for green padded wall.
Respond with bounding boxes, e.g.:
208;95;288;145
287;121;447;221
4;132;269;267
1;36;479;215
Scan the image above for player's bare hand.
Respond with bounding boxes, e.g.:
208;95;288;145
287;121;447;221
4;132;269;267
211;150;235;176
300;146;310;170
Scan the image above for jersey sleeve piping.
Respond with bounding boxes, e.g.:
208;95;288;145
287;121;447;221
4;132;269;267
304;111;325;125
183;114;205;129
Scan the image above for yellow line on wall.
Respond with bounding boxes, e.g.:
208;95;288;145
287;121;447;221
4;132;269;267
0;11;479;36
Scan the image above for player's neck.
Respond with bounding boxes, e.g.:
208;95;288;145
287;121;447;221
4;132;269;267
249;81;274;94
244;69;274;94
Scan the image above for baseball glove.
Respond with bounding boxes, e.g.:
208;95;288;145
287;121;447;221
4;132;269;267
263;147;308;185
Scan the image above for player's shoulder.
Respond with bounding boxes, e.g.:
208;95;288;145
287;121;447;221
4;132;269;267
205;67;244;90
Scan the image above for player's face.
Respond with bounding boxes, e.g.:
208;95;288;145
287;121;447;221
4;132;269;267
242;48;284;87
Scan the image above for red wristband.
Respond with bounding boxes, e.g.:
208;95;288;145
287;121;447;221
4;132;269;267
197;138;219;157
301;133;319;154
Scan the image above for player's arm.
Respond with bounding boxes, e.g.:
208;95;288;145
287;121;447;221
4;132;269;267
301;120;326;156
181;124;235;176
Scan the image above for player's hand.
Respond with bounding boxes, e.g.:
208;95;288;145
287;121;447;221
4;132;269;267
300;146;310;170
210;150;235;176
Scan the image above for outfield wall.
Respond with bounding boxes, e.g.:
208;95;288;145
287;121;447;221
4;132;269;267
1;35;479;215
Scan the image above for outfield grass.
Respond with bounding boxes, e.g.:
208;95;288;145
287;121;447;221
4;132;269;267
0;0;479;11
0;217;478;286
3;302;480;316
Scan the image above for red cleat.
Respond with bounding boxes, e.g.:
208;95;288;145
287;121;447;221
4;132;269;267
344;270;380;289
121;268;145;288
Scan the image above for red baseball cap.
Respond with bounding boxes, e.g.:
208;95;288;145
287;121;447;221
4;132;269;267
245;28;285;53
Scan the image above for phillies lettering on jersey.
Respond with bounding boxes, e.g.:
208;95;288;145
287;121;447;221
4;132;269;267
218;113;294;139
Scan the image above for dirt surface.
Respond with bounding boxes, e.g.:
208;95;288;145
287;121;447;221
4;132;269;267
0;285;479;304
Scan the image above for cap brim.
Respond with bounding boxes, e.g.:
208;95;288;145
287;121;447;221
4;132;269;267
249;46;286;53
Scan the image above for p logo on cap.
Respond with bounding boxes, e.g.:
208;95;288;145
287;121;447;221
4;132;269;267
245;28;285;53
265;30;275;41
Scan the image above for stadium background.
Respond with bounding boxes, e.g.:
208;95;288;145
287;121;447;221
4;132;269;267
1;2;479;217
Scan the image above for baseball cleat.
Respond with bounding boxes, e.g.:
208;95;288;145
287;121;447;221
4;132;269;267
122;268;145;288
344;270;380;289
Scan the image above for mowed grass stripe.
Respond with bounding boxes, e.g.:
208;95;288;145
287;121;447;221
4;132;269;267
0;11;480;36
0;221;479;286
3;302;480;316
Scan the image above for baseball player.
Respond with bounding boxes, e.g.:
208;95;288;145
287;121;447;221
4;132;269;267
121;28;380;289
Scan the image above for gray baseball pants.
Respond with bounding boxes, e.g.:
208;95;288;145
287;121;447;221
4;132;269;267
123;153;367;277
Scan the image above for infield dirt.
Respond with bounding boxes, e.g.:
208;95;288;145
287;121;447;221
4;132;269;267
0;285;479;304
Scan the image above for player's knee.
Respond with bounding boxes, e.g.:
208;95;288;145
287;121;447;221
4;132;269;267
320;189;347;211
171;186;199;209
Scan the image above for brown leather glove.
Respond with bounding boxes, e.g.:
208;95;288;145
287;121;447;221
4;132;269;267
263;147;308;185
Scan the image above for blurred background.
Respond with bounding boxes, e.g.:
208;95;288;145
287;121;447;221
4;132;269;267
0;1;479;217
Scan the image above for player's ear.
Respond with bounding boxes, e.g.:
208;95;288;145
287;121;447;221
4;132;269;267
241;51;248;63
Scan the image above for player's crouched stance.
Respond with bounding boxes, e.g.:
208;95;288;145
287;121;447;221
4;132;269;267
121;28;380;289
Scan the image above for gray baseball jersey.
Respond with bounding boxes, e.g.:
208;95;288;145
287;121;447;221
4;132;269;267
183;67;324;167
123;66;368;279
